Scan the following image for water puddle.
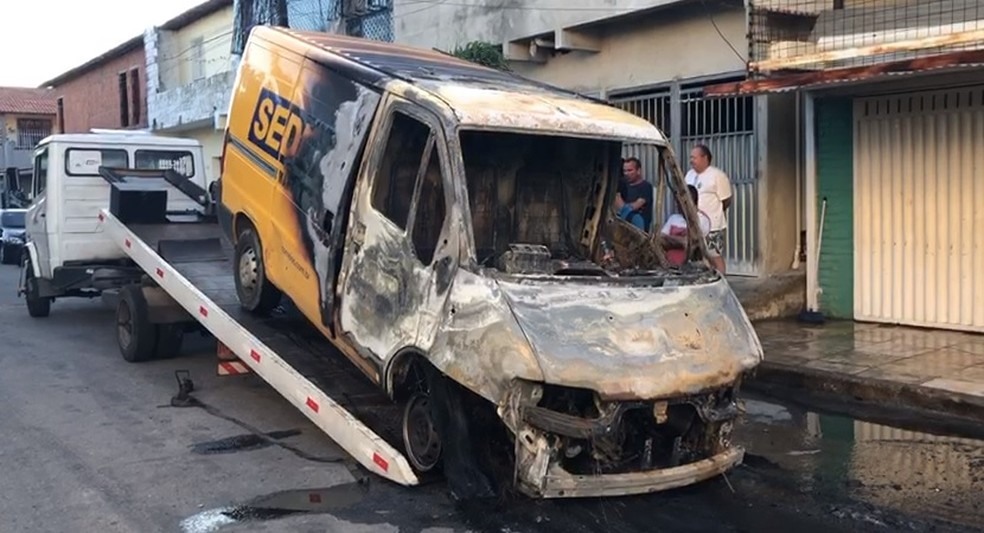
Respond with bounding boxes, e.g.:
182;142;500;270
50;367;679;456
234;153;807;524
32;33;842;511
190;429;301;455
180;480;369;533
737;396;984;529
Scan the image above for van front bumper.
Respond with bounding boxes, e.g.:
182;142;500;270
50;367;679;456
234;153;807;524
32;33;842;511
516;444;744;499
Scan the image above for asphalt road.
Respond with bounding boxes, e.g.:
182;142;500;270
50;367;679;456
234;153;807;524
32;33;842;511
0;263;981;533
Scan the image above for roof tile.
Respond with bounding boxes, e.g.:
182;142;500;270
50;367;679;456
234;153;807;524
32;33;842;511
0;87;57;115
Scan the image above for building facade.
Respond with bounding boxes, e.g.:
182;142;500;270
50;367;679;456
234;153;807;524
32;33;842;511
145;0;396;185
0;88;57;172
145;0;237;185
709;0;984;332
394;0;801;278
39;37;148;133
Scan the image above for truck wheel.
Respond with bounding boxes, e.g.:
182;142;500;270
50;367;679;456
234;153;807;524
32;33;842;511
117;285;157;363
23;258;51;318
234;226;281;315
0;244;9;265
154;324;185;359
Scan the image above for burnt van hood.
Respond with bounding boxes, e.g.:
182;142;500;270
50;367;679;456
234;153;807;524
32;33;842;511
495;277;763;400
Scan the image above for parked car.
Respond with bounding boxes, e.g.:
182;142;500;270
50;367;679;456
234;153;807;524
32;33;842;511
0;208;26;264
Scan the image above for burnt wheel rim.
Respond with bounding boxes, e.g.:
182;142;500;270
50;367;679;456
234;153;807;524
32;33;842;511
117;300;133;349
403;392;442;472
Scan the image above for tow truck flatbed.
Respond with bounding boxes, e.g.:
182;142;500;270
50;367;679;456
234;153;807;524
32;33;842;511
98;208;418;486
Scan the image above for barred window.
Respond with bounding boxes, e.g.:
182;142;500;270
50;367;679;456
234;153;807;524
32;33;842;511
16;119;52;149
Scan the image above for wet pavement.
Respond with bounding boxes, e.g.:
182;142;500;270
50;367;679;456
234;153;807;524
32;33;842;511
754;320;984;418
756;320;984;388
176;394;984;533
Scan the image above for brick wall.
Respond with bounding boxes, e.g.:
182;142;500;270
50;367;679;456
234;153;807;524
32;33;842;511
49;46;148;133
816;97;854;319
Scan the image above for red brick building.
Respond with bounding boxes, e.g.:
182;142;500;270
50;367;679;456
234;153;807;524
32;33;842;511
39;35;148;133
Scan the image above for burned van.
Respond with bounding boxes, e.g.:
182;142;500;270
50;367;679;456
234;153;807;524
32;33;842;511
218;26;763;498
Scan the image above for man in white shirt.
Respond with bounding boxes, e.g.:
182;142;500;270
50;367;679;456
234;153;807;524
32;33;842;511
684;144;732;273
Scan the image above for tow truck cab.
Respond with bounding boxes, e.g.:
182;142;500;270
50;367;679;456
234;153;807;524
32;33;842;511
20;133;208;317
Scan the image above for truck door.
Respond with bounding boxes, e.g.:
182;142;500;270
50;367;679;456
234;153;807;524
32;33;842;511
338;97;456;364
25;147;50;276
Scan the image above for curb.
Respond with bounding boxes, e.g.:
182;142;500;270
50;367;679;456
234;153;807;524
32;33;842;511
746;361;984;437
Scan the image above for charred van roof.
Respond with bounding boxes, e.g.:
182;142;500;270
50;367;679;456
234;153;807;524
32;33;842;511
252;26;665;142
262;26;576;95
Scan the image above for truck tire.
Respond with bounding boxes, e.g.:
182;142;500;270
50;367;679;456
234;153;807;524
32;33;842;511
234;225;281;315
117;285;157;363
154;324;185;359
0;244;10;265
23;257;51;318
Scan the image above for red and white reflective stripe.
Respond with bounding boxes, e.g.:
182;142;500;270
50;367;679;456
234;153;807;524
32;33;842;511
250;349;262;363
155;267;164;279
198;305;209;318
217;361;251;375
306;397;320;413
373;452;390;472
124;238;132;249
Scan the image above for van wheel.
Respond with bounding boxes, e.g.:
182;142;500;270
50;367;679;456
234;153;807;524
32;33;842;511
403;391;443;473
234;226;281;315
23;257;51;318
117;285;157;363
401;363;444;475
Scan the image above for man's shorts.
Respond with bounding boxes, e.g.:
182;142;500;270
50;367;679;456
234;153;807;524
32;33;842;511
705;229;726;258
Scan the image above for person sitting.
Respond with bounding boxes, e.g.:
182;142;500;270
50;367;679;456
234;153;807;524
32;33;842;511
613;157;653;232
660;185;710;266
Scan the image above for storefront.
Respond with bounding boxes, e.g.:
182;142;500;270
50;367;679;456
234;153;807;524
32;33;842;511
708;62;984;333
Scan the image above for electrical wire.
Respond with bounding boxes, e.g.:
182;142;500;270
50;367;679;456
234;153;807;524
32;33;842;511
700;0;747;63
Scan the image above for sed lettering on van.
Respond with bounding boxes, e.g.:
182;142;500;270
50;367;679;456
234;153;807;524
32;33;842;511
249;87;304;161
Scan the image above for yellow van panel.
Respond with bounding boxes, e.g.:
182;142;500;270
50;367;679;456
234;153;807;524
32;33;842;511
221;31;382;350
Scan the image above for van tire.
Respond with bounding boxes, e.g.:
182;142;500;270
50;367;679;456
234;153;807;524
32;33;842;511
234;226;281;315
23;257;51;318
117;285;157;363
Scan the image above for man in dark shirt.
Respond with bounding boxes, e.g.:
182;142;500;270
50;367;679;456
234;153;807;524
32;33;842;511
614;157;654;232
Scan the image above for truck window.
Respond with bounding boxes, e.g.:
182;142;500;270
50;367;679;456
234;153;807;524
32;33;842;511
371;111;430;230
33;148;48;196
1;211;25;228
135;149;195;178
410;142;446;265
65;148;128;176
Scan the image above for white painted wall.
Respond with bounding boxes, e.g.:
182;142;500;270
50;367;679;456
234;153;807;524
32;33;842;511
395;0;693;52
395;0;747;95
511;7;748;95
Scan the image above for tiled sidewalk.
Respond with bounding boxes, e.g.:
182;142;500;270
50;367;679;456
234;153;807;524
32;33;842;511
753;320;984;403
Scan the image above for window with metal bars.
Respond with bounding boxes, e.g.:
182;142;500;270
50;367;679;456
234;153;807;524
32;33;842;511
16;119;52;148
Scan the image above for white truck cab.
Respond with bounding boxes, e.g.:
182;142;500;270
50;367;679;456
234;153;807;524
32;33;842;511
19;132;209;317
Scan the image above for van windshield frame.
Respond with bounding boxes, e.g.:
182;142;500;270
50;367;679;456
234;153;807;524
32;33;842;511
454;127;707;276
